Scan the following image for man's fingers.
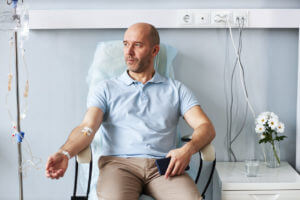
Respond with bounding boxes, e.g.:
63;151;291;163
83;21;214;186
45;157;53;170
47;171;56;179
178;165;186;175
56;169;65;177
171;163;180;176
45;171;51;178
163;148;192;178
165;158;175;179
47;166;55;172
52;169;61;178
47;169;63;179
45;166;55;178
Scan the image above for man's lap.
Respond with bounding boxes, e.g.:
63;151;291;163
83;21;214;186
96;156;201;200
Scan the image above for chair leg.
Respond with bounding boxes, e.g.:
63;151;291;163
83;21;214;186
195;151;203;184
201;159;216;199
86;159;93;198
73;159;79;197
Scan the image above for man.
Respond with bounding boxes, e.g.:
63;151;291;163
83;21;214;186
46;22;215;200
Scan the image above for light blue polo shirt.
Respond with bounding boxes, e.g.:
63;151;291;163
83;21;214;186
87;70;200;158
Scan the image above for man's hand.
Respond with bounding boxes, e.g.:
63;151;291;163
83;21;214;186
164;146;193;179
45;152;69;179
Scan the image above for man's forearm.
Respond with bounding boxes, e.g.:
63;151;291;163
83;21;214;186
59;124;96;158
58;107;103;158
183;122;215;155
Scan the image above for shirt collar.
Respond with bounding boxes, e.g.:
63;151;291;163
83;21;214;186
119;70;167;86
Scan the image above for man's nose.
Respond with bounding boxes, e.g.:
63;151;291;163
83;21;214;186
126;45;134;56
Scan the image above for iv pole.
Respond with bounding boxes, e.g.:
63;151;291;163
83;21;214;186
10;0;24;198
15;30;24;200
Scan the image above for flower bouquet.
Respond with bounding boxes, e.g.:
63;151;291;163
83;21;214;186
255;112;286;167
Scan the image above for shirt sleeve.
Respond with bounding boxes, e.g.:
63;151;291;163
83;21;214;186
178;82;200;116
86;82;107;113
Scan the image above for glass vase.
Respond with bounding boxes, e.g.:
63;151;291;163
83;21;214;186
265;141;280;168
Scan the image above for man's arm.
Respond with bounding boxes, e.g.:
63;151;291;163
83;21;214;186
45;107;103;179
165;105;215;179
181;105;216;155
59;107;104;158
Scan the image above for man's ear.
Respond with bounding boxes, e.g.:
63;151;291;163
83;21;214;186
153;45;160;56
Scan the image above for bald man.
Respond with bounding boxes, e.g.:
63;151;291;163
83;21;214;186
46;23;215;200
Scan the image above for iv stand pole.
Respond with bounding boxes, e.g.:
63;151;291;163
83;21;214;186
12;1;25;199
14;30;24;200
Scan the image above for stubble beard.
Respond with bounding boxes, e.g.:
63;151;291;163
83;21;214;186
127;54;152;73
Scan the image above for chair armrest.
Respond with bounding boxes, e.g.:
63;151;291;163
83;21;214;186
77;146;92;163
200;143;215;161
181;135;215;161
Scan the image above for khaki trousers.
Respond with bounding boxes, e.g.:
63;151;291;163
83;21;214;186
97;156;202;200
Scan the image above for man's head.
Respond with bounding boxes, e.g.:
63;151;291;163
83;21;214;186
123;23;160;73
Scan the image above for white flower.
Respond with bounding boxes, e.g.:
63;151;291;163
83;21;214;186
277;122;285;133
260;111;271;119
256;114;268;125
255;124;265;134
260;134;266;139
270;112;279;120
268;118;279;130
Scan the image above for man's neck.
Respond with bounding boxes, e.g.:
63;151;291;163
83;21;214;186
128;68;155;84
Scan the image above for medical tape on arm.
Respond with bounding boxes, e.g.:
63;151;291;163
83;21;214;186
81;127;94;136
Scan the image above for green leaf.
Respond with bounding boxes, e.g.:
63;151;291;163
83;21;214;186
259;138;268;143
275;135;287;141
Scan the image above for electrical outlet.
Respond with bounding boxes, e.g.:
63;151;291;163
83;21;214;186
177;10;194;25
211;11;232;25
195;13;210;25
233;11;249;27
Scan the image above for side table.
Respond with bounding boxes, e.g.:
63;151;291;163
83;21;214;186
213;161;300;200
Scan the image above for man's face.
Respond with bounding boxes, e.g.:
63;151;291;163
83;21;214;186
123;27;156;73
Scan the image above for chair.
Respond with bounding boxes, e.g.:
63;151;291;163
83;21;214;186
72;41;216;200
73;137;216;200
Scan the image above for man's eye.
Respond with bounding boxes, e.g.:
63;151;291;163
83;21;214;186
135;43;142;47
